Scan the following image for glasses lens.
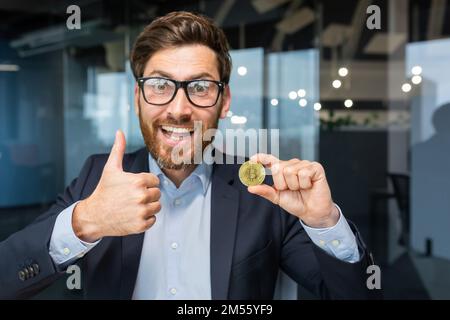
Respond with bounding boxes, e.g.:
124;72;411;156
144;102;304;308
187;80;220;107
142;78;175;104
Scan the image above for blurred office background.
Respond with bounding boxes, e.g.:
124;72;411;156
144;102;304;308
1;0;450;299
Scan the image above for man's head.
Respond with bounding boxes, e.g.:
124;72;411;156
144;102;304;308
130;11;232;169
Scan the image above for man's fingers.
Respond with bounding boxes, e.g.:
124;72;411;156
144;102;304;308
137;187;161;204
272;162;289;190
250;153;289;190
140;215;157;233
283;165;300;191
144;201;162;218
250;153;280;168
138;201;162;220
297;167;314;189
133;172;160;188
106;130;126;171
247;184;279;205
280;161;310;190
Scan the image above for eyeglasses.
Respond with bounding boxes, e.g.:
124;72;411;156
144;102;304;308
137;77;225;108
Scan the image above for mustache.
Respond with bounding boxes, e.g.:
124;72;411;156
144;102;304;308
152;119;202;128
137;100;195;128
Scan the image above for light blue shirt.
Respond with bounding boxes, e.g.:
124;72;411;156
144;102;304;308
49;153;360;299
133;154;213;299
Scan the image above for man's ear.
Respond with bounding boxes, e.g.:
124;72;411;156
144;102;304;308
219;85;231;119
134;83;140;116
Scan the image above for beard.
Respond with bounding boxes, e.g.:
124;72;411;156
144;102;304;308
138;101;221;170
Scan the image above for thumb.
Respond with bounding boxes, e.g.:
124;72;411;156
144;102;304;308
247;184;279;205
106;130;126;171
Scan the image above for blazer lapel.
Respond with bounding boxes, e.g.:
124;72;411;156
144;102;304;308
210;162;240;299
120;148;148;299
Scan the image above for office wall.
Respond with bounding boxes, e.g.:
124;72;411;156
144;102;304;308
0;42;65;207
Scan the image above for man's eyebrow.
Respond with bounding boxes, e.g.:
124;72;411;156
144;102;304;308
146;70;217;80
147;70;172;78
188;72;216;80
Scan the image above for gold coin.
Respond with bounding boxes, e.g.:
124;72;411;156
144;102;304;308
239;161;266;187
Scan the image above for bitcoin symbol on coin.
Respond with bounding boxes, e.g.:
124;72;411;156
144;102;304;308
249;168;256;180
239;161;265;187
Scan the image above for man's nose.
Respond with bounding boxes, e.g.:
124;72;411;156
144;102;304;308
166;88;193;120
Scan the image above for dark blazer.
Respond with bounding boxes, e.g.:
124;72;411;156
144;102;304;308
0;147;376;299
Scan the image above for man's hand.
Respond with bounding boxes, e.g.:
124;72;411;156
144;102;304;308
72;130;161;242
247;154;339;228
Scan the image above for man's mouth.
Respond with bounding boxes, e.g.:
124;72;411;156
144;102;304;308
160;125;195;142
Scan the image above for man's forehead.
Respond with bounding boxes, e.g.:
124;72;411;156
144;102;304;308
143;45;220;79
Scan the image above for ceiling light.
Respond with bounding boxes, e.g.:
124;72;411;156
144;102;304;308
237;66;247;76
344;99;353;108
231;115;247;124
288;91;297;100
401;83;412;93
332;80;342;89
299;99;307;107
411;66;422;76
338;67;348;77
297;89;306;97
411;75;422;85
0;64;20;72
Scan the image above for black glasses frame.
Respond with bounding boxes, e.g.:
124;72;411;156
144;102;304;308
137;76;225;108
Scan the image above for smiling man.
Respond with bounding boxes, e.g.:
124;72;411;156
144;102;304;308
0;11;376;300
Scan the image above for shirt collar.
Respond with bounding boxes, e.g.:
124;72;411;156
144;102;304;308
147;146;213;194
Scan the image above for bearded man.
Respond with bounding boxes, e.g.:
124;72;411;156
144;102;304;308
0;11;376;300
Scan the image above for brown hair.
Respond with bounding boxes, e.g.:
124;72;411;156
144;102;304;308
130;11;232;83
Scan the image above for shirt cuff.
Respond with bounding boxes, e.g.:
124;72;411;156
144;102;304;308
49;201;101;267
299;204;360;263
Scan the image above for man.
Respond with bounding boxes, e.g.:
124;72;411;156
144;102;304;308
0;11;375;299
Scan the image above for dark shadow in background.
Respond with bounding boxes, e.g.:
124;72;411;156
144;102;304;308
411;103;450;259
319;128;430;299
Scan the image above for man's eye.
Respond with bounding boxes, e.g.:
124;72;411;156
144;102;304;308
192;81;209;93
194;84;205;92
147;79;170;91
154;81;169;90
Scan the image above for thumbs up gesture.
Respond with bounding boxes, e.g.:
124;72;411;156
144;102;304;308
72;130;161;242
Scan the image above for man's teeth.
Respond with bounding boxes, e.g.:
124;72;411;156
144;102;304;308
168;135;183;141
161;126;194;141
161;125;194;134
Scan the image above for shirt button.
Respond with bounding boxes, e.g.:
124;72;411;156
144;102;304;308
174;199;181;206
171;242;178;250
63;247;71;255
164;180;169;186
331;240;340;247
319;240;326;246
170;287;177;295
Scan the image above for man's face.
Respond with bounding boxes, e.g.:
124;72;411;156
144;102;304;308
134;44;231;169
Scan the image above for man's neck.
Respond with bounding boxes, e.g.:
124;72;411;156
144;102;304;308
162;164;197;188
